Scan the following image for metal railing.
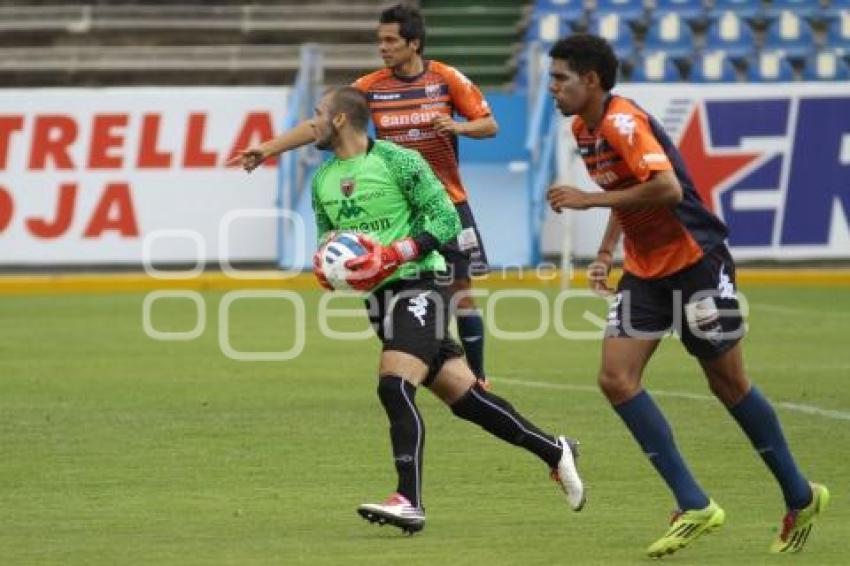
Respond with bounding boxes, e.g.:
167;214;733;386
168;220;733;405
277;44;323;269
525;44;557;266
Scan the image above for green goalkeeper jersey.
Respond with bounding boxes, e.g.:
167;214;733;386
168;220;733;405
311;139;461;288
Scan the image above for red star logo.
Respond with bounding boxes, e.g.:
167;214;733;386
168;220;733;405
677;108;760;213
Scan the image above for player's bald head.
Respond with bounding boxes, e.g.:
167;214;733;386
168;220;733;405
324;86;370;132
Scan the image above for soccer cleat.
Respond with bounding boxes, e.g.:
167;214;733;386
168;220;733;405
550;436;586;511
646;499;725;558
357;493;425;535
770;482;829;554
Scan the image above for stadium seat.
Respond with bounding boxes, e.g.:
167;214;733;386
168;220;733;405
532;12;566;43
643;12;696;57
536;0;586;21
650;0;707;26
710;0;764;21
746;50;796;81
689;49;739;81
594;0;646;24
704;11;758;59
823;9;850;47
586;13;636;57
826;0;850;16
767;0;820;20
629;50;682;81
801;49;850;79
763;11;818;57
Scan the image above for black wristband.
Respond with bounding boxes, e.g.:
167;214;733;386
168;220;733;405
413;232;440;256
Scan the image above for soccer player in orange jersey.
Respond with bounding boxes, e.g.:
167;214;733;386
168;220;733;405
232;4;495;388
545;34;828;558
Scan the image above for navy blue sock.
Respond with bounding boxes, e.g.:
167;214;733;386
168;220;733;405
457;312;485;379
728;387;811;510
614;390;710;511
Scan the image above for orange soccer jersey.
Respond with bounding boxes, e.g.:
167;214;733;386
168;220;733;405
572;95;728;279
352;60;491;204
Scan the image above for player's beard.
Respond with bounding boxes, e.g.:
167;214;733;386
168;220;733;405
314;119;336;151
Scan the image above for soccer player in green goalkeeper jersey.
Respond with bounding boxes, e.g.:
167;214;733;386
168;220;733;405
308;86;586;534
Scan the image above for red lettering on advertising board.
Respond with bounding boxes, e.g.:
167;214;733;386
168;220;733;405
183;113;217;167
83;182;138;237
26;182;77;238
0;116;24;170
0;185;12;232
226;111;278;167
137;114;172;168
88;114;129;169
29;115;77;170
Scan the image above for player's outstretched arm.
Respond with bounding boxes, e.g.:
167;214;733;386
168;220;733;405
227;119;316;172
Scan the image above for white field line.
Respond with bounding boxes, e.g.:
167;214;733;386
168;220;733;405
496;377;850;422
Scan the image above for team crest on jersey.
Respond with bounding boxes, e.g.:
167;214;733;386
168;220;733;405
425;83;442;100
340;177;356;197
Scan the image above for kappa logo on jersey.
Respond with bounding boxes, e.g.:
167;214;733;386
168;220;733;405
609;113;636;145
718;265;736;299
676;97;850;251
408;292;430;326
340;177;356;198
336;199;366;221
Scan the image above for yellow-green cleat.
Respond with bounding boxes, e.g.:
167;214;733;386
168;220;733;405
770;482;829;554
646;499;725;558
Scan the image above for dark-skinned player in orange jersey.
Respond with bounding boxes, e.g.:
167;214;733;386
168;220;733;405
545;33;828;558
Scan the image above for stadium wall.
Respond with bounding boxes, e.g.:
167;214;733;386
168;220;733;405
2;84;848;269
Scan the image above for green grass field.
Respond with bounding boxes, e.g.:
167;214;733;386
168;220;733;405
1;284;848;565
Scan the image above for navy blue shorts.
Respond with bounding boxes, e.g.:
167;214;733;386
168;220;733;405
605;245;745;359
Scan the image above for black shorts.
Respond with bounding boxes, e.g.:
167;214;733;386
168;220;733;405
365;275;465;385
439;201;490;280
605;244;745;359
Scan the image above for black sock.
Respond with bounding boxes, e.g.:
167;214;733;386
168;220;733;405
457;311;486;378
450;384;562;467
377;375;424;508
